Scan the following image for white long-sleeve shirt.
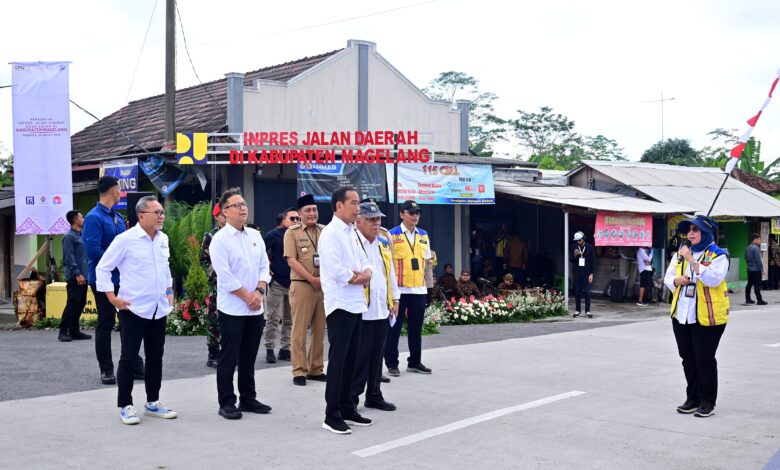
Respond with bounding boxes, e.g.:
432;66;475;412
664;248;729;324
319;216;370;316
356;230;400;321
95;224;173;320
637;248;653;273
208;223;271;316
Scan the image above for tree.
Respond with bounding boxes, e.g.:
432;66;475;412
640;139;702;166
423;71;509;156
581;135;626;162
512;107;579;159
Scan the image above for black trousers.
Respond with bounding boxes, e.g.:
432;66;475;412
117;310;166;407
60;279;88;335
746;270;764;302
325;309;362;421
91;284;143;374
384;293;426;369
351;319;389;408
217;312;265;407
672;318;726;405
573;272;591;313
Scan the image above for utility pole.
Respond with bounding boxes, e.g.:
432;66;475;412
643;93;676;160
164;0;175;148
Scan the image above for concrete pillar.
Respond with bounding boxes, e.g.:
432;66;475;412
456;99;470;154
225;73;244;134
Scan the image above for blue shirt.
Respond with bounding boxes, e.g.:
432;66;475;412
83;202;126;285
263;227;291;289
62;228;88;281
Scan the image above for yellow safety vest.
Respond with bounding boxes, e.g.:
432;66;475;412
389;225;429;288
358;231;395;311
670;245;730;326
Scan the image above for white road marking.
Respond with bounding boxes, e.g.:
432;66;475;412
352;390;586;458
762;343;780;348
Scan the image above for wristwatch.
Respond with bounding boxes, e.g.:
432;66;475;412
256;286;266;295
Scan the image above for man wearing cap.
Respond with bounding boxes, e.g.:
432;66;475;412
571;231;595;318
262;207;299;363
385;200;433;376
663;215;729;418
284;194;327;386
351;201;400;413
200;202;227;368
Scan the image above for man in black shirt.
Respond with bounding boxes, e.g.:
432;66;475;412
262;207;299;363
571;231;595;318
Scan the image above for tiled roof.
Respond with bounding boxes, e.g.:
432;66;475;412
731;168;780;195
71;49;343;163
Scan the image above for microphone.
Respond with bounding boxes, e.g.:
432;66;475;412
678;239;692;263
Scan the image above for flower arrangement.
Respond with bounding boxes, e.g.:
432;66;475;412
435;288;566;326
166;298;209;336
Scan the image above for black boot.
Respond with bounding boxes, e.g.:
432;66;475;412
266;349;277;363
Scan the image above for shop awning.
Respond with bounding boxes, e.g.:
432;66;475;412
494;180;694;214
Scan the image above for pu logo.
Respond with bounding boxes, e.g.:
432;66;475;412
176;133;208;165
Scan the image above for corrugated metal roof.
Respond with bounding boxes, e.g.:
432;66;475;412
575;161;780;217
494;180;694;214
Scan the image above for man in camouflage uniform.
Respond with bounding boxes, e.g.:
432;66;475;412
200;203;227;368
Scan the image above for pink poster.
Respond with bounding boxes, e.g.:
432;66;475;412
594;212;652;247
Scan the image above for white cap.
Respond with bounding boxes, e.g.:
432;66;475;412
573;231;584;241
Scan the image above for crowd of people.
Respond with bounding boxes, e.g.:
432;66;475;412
57;177;436;433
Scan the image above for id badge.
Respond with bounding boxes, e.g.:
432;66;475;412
684;285;695;298
313;254;320;267
578;258;585;267
411;258;420;270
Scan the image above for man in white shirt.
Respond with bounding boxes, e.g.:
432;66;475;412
96;196;176;425
351;202;400;413
636;246;654;306
319;187;372;434
208;188;272;420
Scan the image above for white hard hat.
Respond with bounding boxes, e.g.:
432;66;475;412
573;231;584;241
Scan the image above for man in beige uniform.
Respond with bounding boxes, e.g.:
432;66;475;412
284;194;327;386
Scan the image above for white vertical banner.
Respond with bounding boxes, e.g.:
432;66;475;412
11;61;73;234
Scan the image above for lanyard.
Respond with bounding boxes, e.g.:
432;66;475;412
681;250;708;280
304;225;319;252
404;229;416;253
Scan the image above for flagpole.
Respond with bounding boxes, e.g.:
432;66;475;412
706;172;730;217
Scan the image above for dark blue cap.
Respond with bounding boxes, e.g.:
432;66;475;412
677;215;718;235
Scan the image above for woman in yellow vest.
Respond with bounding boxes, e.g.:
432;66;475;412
663;215;729;418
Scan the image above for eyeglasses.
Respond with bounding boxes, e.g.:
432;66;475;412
139;210;165;217
224;202;248;210
288;216;301;222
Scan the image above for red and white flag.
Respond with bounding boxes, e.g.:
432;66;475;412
726;70;780;174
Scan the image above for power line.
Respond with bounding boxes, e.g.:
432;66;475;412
175;0;226;117
125;0;160;104
69;99;156;157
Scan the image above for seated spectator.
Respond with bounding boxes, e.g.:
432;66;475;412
497;273;519;295
437;263;458;298
478;259;497;285
456;270;480;299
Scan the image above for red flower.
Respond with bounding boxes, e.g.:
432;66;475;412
194;302;201;310
205;296;210;307
184;299;191;308
498;296;505;301
450;297;456;303
469;295;475;302
446;306;453;311
459;297;467;304
507;302;513;308
182;309;192;321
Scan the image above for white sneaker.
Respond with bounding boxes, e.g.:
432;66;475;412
144;401;178;419
573;312;581;318
586;312;593;318
636;302;647;307
120;405;140;425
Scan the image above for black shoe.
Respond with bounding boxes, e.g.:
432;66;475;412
70;331;92;340
293;376;306;386
239;398;272;414
342;412;373;426
266;349;277;364
278;349;291;361
693;401;715;417
219;404;243;420
380;375;390;383
101;371;116;385
365;400;396;411
322;417;351;434
206;357;218;369
407;363;432;374
676;399;699;414
746;299;756;304
386;367;400;377
58;333;72;342
306;373;327;382
757;300;768;305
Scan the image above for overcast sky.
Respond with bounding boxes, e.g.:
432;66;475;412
1;0;779;163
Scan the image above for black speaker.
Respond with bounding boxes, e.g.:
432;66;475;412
610;279;626;302
126;192;155;227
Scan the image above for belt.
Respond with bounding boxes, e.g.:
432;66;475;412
291;279;310;284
